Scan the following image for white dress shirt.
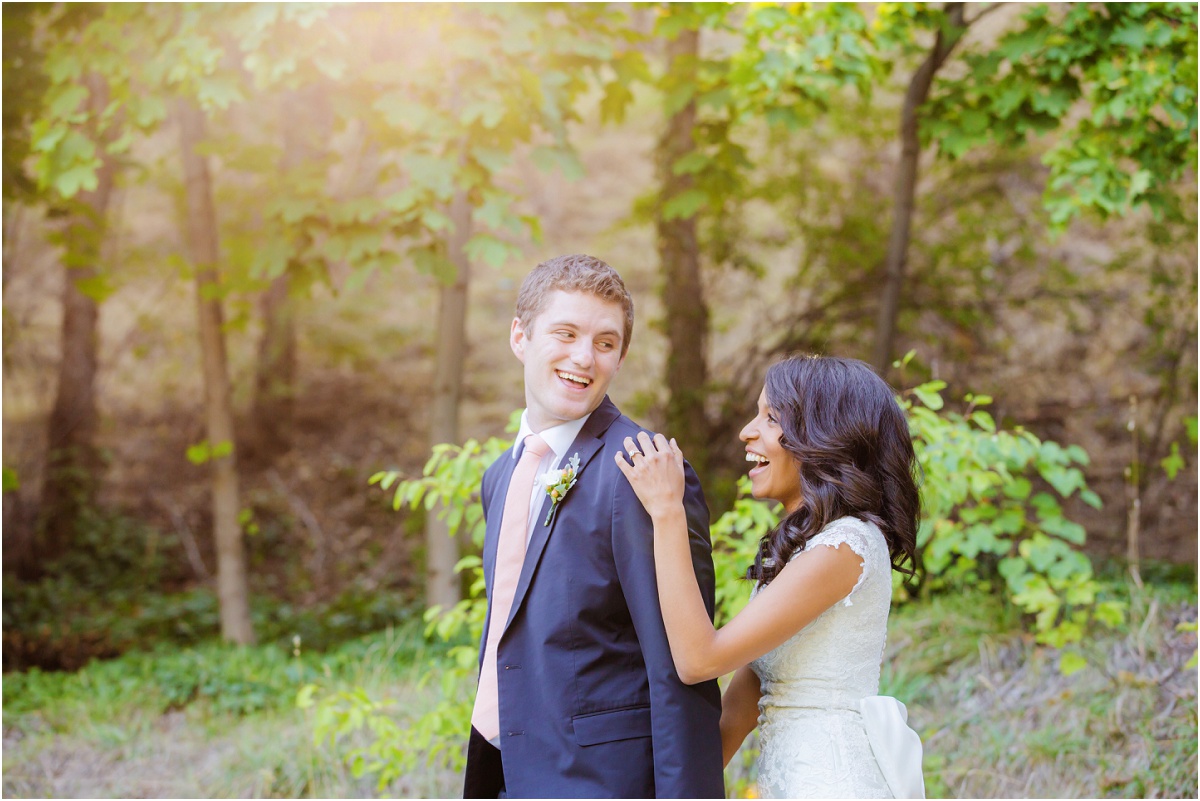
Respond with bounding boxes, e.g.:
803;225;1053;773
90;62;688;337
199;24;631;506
511;410;591;546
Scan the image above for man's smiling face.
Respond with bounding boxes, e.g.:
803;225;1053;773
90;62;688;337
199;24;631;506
511;290;626;432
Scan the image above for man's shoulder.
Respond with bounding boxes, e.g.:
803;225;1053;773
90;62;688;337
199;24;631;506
480;445;513;489
601;410;656;442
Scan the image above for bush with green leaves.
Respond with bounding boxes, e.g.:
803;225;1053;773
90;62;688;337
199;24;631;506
307;378;1122;782
304;437;504;787
903;377;1125;674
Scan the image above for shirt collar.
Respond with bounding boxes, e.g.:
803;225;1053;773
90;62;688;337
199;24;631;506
512;409;592;462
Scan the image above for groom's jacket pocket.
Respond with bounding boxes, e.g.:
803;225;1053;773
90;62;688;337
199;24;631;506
571;705;651;746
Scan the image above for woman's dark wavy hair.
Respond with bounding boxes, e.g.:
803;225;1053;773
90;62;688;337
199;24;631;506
746;355;921;586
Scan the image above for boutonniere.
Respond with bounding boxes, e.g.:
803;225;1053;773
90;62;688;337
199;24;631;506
540;453;581;527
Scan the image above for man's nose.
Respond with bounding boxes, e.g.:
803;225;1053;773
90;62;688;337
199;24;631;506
570;340;595;368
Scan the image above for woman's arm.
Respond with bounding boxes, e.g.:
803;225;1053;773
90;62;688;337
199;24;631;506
720;665;762;768
616;432;864;684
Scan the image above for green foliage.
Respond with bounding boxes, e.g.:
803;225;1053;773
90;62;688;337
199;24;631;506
2;466;19;492
925;3;1199;226
1161;414;1198;480
311;437;512;783
4;615;432;729
904;379;1124;666
709;477;777;624
371;435;510;548
184;438;234;465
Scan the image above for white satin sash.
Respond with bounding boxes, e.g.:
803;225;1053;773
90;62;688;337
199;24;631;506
859;695;925;799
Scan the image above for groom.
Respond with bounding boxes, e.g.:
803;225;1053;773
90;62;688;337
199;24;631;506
463;255;724;798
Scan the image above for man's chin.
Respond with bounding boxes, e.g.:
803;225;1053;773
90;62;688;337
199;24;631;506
552;395;601;421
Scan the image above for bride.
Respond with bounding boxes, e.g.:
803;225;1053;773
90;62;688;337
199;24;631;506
616;355;924;799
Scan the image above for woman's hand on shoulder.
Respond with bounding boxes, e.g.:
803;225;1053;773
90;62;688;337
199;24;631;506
614;431;686;520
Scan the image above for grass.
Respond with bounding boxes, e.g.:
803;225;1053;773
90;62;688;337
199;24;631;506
3;576;1196;798
887;577;1198;799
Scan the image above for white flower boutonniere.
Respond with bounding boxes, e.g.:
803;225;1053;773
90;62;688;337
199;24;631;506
540;453;581;527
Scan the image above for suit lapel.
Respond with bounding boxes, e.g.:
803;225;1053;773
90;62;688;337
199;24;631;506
503;396;621;634
483;451;520;602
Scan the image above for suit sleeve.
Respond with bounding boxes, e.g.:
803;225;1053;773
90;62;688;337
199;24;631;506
612;458;725;798
476;460;500;674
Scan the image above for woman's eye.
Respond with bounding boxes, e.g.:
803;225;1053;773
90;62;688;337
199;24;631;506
597;341;614;351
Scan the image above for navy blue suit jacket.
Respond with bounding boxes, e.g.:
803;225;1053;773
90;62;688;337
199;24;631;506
475;396;724;798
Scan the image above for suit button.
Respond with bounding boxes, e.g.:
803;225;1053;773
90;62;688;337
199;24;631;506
503;664;520;670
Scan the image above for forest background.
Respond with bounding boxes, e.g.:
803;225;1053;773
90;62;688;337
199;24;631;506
2;2;1197;798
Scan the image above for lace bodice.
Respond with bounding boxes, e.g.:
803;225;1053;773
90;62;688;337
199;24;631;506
750;516;894;798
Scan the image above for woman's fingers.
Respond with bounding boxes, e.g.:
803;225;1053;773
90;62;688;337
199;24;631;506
620;431;682;471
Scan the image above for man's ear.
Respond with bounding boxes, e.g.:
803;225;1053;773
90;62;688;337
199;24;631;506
510;316;528;364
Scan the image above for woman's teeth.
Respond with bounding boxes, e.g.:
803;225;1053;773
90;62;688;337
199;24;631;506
746;453;769;466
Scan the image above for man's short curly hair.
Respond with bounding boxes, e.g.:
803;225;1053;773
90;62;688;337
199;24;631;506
515;254;634;357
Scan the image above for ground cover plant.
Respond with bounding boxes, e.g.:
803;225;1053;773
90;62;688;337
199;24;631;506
2;573;1193;798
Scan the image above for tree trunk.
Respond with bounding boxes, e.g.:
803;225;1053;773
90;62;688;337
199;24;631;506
37;73;116;565
252;88;330;460
176;98;254;645
656;26;710;477
871;3;967;376
253;270;295;457
425;189;472;611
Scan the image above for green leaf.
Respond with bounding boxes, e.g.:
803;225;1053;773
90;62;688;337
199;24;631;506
464;234;512;269
1161;441;1185;480
402;153;456;201
1094;601;1125;629
530;146;585;181
970;410;996;433
470;146;511;174
53;162;100;199
664;83;696;117
911;381;945;411
411;248;456;284
672;151;711;176
1042;465;1085;497
1058;651;1087;676
186;441;211;465
2;467;19;493
599;79;635;125
1002;477;1031;500
1040;514;1086;545
661;189;707;221
48;84;89;119
296;684;318;709
73;275;115;303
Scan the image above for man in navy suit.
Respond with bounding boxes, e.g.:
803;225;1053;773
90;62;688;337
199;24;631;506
463;255;724;798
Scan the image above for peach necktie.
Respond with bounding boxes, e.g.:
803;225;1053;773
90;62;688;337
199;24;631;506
471;433;550;742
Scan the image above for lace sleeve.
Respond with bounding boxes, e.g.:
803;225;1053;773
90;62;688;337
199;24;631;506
802;517;876;607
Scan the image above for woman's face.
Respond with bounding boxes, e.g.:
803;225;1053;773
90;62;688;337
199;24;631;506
739;388;802;513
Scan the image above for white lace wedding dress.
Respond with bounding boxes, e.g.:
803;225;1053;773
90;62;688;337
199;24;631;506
750;516;895;799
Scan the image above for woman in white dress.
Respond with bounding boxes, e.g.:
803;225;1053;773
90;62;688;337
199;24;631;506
616;355;922;799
